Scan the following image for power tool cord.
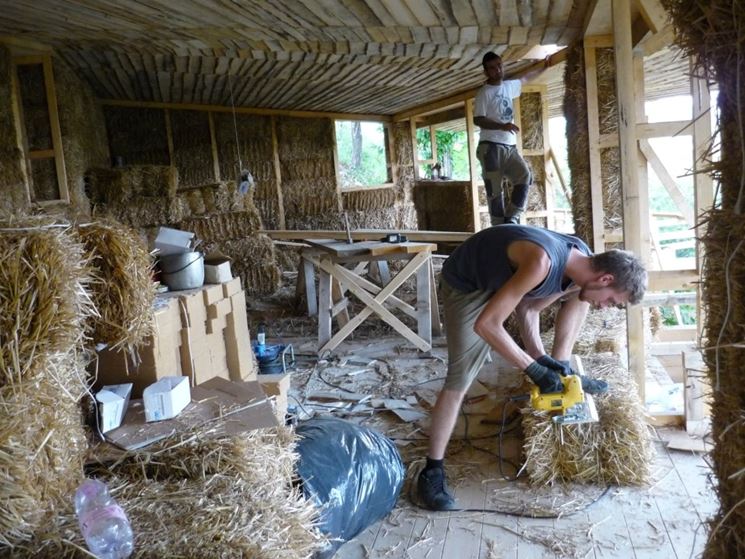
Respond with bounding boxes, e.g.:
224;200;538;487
408;395;612;518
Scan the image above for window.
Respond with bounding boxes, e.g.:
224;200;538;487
415;119;471;181
334;120;391;189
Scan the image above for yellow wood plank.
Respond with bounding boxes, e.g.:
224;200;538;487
465;97;481;232
42;56;68;203
269;116;286;229
583;45;605;252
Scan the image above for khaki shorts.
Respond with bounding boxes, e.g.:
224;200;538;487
441;280;495;392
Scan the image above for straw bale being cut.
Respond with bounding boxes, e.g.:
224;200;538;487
522;353;654;486
12;428;326;558
0;223;94;547
77;220;156;351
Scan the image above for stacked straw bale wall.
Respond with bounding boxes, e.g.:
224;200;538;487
213;113;280;229
520;91;548;228
0;50;107;218
564;42;593;245
277;117;340;228
663;3;745;555
104;106;169;166
0;48;29;213
170;109;214;188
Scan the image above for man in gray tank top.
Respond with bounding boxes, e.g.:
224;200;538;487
418;224;647;511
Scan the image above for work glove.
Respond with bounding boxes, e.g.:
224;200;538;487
524;362;564;394
537;355;609;395
537;354;575;376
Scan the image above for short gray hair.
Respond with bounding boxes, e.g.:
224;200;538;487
589;249;647;305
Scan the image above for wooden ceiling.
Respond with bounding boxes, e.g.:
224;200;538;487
1;0;596;117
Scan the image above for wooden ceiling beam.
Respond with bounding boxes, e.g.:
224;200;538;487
99;98;392;122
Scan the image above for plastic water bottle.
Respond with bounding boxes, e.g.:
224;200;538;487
74;479;134;559
256;323;266;357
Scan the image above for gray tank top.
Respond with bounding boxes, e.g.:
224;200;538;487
441;225;591;298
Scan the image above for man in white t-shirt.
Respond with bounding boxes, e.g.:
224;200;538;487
474;52;532;225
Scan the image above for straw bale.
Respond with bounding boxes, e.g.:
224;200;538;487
0;223;95;384
563;43;593;246
520;92;543;151
343;186;398;212
698;209;745;556
0;359;89;548
170;110;214;187
522;353;654;486
0;223;93;547
204;235;281;295
77;220;155;350
214;113;278;227
10;428;326;558
657;3;745;546
179;211;263;243
103;106;169;166
88;166;177;203
600;147;623;236
0;47;31;212
16;64;51;152
414;181;472;231
54;58;109;214
596;49;618;136
30;158;60;202
277;118;340;224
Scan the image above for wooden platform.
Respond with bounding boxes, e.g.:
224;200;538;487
282;336;718;559
337;437;715;559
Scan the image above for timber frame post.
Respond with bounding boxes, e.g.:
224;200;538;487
613;0;648;402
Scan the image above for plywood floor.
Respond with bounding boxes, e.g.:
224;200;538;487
283;336;717;559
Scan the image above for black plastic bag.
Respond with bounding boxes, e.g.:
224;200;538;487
295;418;405;557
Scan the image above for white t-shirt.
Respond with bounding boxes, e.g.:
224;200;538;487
473;80;522;145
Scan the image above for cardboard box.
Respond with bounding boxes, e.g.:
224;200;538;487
257;373;291;423
203;284;225;307
222;277;242;298
154;227;196;256
204;256;232;284
105;378;278;450
225;290;257;382
143;376;191;422
95;297;183;398
207;297;232;320
96;383;133;433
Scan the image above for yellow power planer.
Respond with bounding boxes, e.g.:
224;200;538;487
530;374;599;425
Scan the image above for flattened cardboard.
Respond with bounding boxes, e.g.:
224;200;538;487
204;256;232;284
257;373;291;422
105;378;278;451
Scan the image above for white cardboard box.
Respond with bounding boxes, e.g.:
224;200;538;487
154;227;196;256
204;256;232;284
96;383;133;433
143;376;191;422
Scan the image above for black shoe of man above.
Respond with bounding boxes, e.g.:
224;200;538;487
417;465;456;511
537;354;609;395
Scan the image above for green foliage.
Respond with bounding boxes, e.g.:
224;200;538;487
659;304;696;326
335;121;388;188
416;128;470;180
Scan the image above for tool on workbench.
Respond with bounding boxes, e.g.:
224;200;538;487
380;233;408;243
530;374;599;425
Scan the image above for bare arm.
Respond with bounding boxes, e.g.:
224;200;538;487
473;243;550;370
473;116;519;134
550;291;590;361
515;291;569;358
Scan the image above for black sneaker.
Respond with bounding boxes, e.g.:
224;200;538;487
581;376;609;394
504;216;520;225
417;467;456;511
